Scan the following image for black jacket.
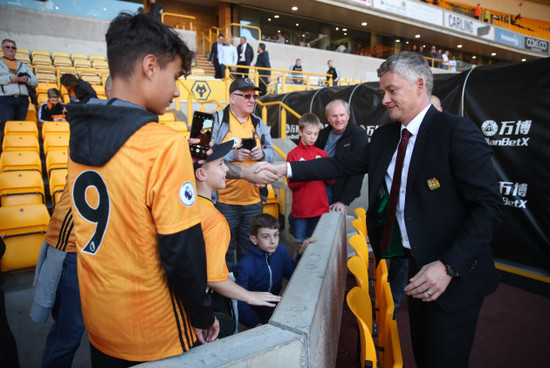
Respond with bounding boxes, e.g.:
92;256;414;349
316;122;368;206
237;43;254;65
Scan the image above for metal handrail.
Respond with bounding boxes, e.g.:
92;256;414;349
161;12;196;31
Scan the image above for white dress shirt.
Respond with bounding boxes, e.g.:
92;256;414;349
384;103;431;249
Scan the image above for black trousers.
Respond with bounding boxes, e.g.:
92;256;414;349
236;61;250;79
407;259;483;368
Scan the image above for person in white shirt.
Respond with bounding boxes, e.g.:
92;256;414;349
220;37;237;79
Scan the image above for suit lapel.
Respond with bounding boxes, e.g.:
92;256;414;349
407;106;436;193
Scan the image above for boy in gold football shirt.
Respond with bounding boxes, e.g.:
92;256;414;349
66;13;218;366
194;141;280;337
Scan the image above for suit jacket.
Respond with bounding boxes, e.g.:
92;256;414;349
236;43;254;65
291;106;502;312
255;51;271;78
209;42;222;63
316;122;367;206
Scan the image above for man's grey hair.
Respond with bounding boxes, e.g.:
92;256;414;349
377;52;433;96
325;99;350;116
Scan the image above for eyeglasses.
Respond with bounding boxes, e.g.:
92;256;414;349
233;93;258;100
2;45;16;50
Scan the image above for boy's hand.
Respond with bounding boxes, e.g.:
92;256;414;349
329;202;346;215
299;237;318;254
194;317;220;344
188;138;214;165
247;291;281;307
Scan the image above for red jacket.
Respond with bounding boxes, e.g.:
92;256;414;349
287;141;333;218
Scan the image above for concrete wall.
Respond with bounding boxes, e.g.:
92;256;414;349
138;212;347;368
0;5;196;57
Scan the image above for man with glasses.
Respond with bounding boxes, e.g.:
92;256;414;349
212;78;274;268
0;39;38;135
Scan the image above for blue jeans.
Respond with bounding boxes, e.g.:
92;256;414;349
215;201;262;268
292;216;320;243
42;252;85;368
0;95;30;131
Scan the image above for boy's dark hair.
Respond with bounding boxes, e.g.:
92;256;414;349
47;88;60;99
105;12;194;81
250;214;279;236
60;73;79;88
298;112;322;130
258;43;266;52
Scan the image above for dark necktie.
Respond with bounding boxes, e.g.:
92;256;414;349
380;129;412;256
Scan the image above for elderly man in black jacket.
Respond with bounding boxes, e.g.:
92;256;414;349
316;99;368;215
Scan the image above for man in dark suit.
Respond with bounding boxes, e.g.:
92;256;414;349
209;34;224;79
236;37;254;79
255;43;271;96
257;52;502;367
316;99;367;215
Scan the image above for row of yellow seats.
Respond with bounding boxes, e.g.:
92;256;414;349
347;207;403;368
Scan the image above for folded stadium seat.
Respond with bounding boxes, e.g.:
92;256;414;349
353;207;367;236
352;218;367;240
382;320;403;368
48;168;67;206
43;133;69;156
71;52;88;61
15;52;31;64
41;121;70;140
261;184;279;221
51;51;69;59
4;121;38;138
35;71;57;84
2;135;40;153
31;49;50;58
16;47;29;56
374;259;389;322
377;282;396;366
92;59;109;70
80;74;102;85
349;233;370;271
0;171;45;206
347;255;371;308
191;68;205;76
45;150;68;179
32;54;53;67
89;54;106;61
347;287;378;368
36;93;49;105
53;56;73;68
0;151;42;174
36;82;59;94
0;203;50;272
74;58;92;69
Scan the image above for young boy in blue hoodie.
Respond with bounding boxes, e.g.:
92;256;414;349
233;214;314;327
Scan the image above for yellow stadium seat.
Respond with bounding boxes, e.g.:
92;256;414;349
26;104;37;123
382;320;403;368
352;218;366;239
4;121;38;138
89;54;106;62
262;184;280;221
37;93;49;105
74;59;92;69
80;74;102;85
0;171;45;206
92;59;109;70
0;204;50;271
347;287;377;368
35;71;57;84
16;53;31;64
32;49;50;58
36;83;59;94
0;151;42;174
46;150;68;179
349;233;369;270
16;48;30;56
53;56;73;68
354;207;367;226
71;52;88;61
2;135;40;153
347;256;372;329
52;51;69;58
42;121;70;139
374;259;389;322
49;169;67;206
32;54;52;67
43;133;70;156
